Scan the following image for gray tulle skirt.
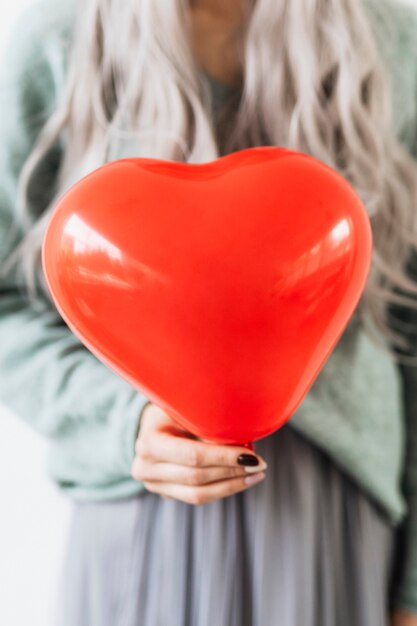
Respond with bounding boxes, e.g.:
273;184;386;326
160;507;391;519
54;424;396;626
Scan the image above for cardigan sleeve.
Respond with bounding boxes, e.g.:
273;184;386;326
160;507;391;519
388;252;417;616
390;249;417;615
0;3;149;501
359;0;417;614
389;46;417;613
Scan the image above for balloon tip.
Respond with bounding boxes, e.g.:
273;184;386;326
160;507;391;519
242;441;254;451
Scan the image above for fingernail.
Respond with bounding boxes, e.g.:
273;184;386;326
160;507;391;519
237;453;259;467
244;460;268;473
245;472;265;486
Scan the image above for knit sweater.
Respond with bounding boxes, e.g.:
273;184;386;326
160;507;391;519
1;0;417;613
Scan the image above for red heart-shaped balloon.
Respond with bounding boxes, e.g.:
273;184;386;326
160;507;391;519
42;146;372;444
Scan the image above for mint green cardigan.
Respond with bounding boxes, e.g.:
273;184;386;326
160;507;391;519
1;0;417;613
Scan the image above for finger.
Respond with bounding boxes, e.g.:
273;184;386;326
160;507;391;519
131;458;253;485
141;403;198;439
143;471;266;505
136;433;267;469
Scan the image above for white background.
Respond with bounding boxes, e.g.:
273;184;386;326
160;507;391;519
2;1;417;625
0;5;71;626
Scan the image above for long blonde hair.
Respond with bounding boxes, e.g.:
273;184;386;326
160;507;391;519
8;0;417;358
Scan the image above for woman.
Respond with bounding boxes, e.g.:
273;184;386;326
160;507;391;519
1;0;417;624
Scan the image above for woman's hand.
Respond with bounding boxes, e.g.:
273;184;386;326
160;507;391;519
392;612;417;626
131;402;267;505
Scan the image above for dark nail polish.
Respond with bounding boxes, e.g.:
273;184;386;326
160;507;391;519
237;453;259;467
